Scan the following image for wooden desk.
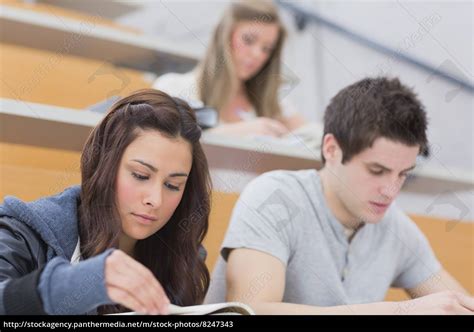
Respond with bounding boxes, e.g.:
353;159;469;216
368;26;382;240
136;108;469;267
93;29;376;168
0;43;152;109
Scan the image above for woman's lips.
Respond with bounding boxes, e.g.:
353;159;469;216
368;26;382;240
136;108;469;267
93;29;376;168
132;213;157;225
242;61;258;72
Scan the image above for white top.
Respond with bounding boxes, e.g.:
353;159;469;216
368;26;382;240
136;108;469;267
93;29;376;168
70;238;81;265
152;70;299;122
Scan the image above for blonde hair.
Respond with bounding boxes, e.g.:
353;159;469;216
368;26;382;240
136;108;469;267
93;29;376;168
197;0;287;119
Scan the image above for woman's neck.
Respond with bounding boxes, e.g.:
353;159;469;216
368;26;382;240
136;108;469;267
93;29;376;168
235;81;246;95
220;81;252;122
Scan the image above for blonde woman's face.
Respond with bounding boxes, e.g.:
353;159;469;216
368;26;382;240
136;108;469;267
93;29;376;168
115;130;192;241
231;21;279;81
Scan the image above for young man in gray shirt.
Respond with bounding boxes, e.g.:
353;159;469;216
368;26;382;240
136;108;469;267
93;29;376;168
205;77;473;314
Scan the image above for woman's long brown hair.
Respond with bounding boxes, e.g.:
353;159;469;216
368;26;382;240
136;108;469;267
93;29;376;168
79;89;211;314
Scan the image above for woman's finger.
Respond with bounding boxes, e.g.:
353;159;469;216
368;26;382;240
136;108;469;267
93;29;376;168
267;120;289;136
113;252;170;313
107;285;147;314
106;251;165;314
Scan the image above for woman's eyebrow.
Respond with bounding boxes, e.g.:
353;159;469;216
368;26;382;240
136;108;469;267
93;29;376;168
169;173;188;178
132;159;188;177
131;159;157;173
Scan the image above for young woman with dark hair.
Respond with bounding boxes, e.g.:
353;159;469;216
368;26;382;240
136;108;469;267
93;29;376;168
0;89;211;315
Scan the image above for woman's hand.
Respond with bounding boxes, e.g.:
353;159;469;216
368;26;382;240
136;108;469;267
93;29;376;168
105;250;170;315
209;117;290;137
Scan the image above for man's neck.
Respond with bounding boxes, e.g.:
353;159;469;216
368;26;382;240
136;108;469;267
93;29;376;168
319;168;363;231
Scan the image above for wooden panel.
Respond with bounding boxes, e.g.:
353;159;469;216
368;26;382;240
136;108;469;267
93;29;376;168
203;192;240;271
0;142;81;201
0;43;151;109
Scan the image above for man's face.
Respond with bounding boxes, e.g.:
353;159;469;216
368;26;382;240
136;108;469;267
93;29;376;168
330;137;419;224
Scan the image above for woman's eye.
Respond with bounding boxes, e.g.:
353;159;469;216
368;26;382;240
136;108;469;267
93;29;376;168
165;183;180;191
132;172;149;181
242;34;254;44
262;46;273;54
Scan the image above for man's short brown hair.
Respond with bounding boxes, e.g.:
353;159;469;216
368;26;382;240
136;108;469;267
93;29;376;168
322;77;429;164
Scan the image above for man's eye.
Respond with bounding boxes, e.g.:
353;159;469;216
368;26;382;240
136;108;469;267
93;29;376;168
369;169;384;176
132;172;149;181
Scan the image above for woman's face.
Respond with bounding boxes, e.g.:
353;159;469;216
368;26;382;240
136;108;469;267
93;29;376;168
230;21;280;81
116;130;193;241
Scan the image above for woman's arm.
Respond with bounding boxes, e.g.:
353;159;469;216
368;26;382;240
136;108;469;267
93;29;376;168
0;217;49;314
207;118;289;137
0;216;171;315
280;113;307;131
38;251;115;314
0;217;114;315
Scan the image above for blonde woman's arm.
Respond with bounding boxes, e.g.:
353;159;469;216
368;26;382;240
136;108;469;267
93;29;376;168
207;118;289;137
279;98;306;131
280;113;306;131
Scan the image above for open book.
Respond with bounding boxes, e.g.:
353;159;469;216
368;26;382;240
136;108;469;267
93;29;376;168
108;302;255;315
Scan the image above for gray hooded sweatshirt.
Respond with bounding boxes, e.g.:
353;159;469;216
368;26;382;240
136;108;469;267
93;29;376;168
0;186;114;314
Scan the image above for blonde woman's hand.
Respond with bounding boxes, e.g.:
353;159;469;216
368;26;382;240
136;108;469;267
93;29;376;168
105;250;170;315
210;118;289;137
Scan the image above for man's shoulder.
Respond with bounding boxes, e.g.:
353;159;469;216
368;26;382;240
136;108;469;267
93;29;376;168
239;169;320;210
249;169;318;189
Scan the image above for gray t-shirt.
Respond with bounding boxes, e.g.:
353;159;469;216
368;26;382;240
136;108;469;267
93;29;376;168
205;170;441;306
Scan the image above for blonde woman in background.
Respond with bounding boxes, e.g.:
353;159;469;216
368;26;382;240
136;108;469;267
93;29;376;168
153;0;306;137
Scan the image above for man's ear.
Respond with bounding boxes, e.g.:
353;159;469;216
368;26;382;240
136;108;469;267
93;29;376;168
322;133;341;164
